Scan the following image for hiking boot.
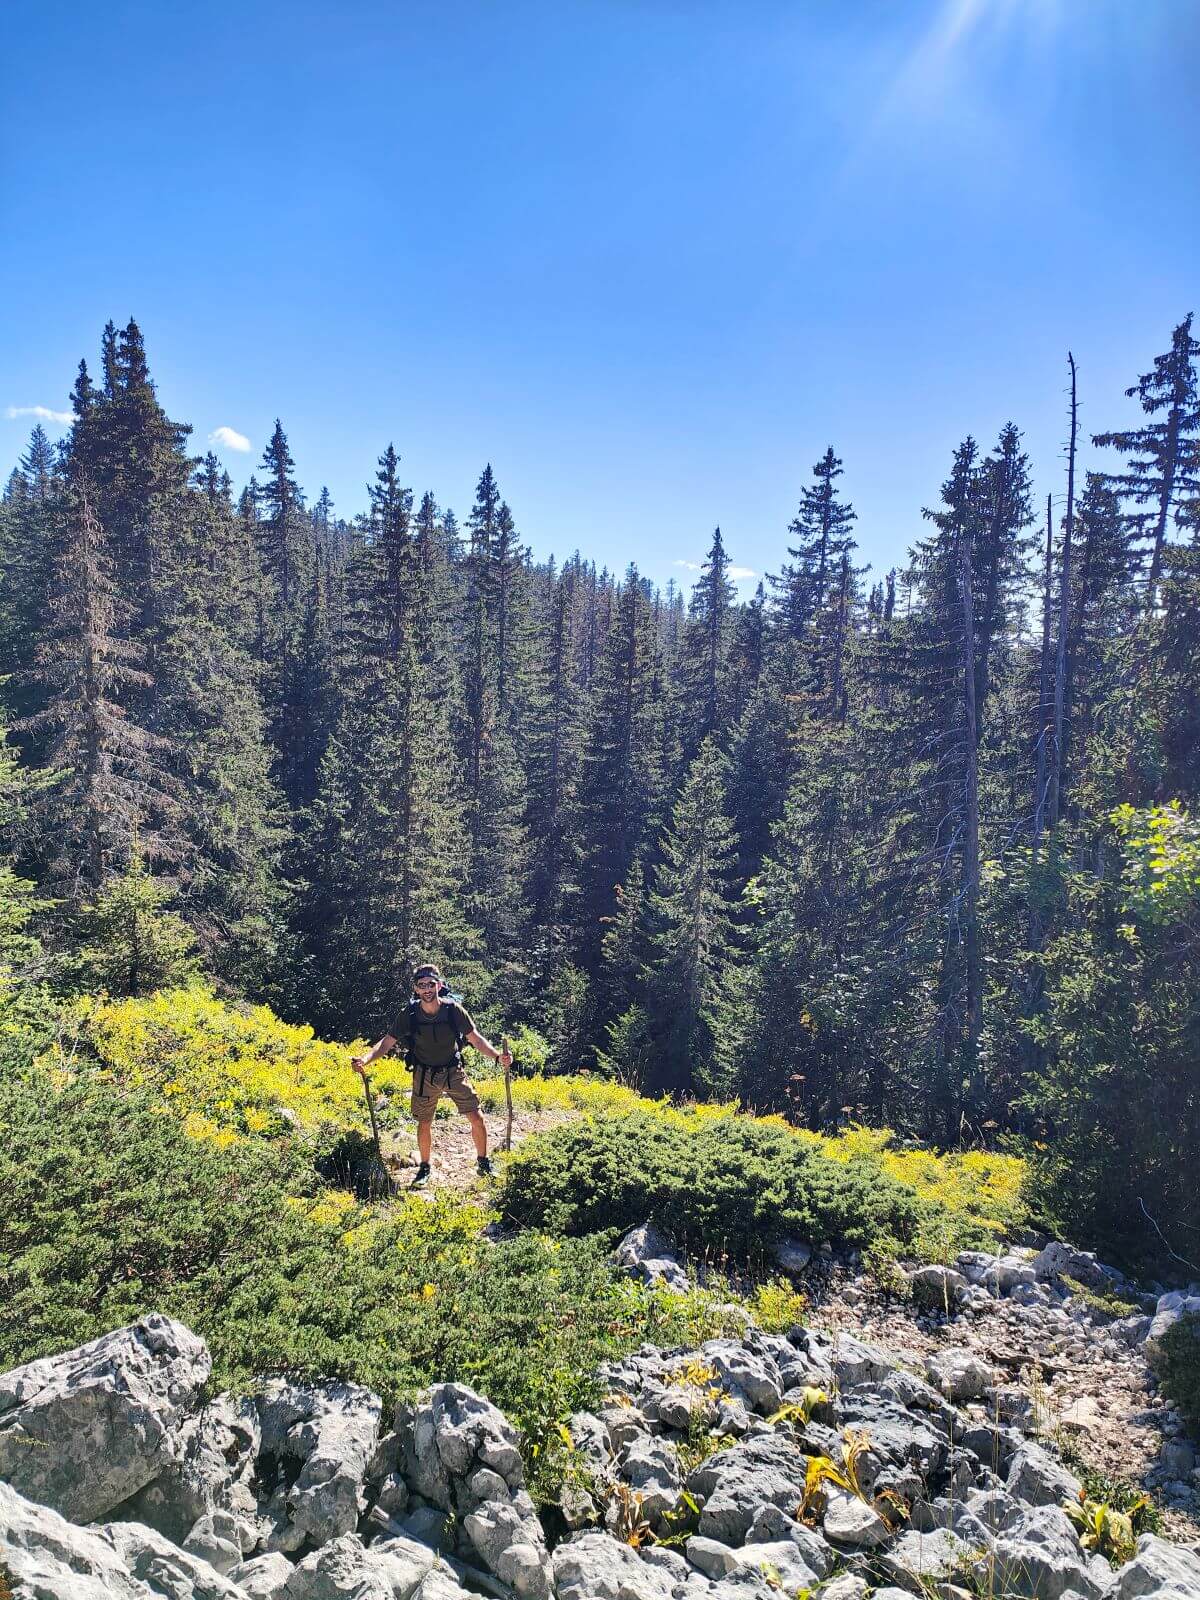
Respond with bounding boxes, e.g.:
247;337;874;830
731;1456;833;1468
476;1155;494;1179
410;1162;432;1190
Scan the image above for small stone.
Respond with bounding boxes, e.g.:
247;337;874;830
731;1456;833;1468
822;1487;890;1547
772;1237;813;1274
925;1346;996;1402
818;1577;870;1600
1059;1395;1102;1434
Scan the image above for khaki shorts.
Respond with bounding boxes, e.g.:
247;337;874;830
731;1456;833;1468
410;1061;480;1124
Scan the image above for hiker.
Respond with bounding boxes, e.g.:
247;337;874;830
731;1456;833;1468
351;963;511;1190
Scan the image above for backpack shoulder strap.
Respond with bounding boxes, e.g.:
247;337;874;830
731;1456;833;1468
405;998;421;1058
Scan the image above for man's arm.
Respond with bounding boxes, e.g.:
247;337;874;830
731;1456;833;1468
465;1029;512;1069
351;1034;398;1077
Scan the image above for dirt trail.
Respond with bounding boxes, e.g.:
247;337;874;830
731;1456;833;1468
378;1105;574;1194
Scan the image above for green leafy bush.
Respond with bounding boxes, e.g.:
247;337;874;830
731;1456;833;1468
1150;1312;1200;1424
498;1110;923;1261
0;1071;737;1475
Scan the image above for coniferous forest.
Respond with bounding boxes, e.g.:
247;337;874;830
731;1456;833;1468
2;316;1198;1266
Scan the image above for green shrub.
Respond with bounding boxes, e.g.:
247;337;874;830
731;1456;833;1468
1150;1313;1200;1424
1061;1274;1139;1321
505;1024;552;1076
498;1110;923;1262
0;1071;738;1480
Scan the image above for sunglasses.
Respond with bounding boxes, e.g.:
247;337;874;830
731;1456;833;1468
414;978;439;988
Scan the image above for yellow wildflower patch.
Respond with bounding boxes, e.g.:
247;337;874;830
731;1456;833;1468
35;987;1027;1251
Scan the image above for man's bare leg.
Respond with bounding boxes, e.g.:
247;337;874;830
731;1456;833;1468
467;1109;488;1159
417;1120;433;1165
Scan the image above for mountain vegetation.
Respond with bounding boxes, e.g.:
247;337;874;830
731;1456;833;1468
1;315;1198;1272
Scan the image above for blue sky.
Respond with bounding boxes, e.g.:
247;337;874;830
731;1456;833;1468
2;1;1196;596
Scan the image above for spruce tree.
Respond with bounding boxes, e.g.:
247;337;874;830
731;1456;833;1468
457;466;529;974
1093;314;1200;613
524;567;584;985
74;850;201;997
648;737;740;1093
17;484;179;894
577;566;665;986
676;526;737;757
772;447;858;636
0;428;63;722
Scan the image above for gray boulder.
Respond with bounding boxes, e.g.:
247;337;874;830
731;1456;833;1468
831;1333;895;1390
613;1224;690;1291
955;1250;997;1284
281;1532;437;1600
229;1552;294;1600
818;1579;871;1600
771;1237;813;1274
613;1221;675;1269
413;1571;474;1600
641;1545;690;1580
878;1526;972;1590
908;1265;968;1310
402;1383;523;1510
971;1503;1114;1600
256;1379;382;1552
618;1434;681;1524
744;1504;832;1576
837;1393;949;1477
598;1401;651;1454
564;1409;614;1472
821;1487;889;1548
0;1314;211;1523
461;1501;551;1599
698;1338;783;1414
553;1530;675;1600
118;1393;262;1547
687;1433;809;1543
1148;1290;1200;1342
980;1254;1038;1295
723;1538;825;1589
400;1383;552;1600
685;1535;738;1578
1032;1241;1112;1292
656;1383;716;1434
391;1508;453;1552
0;1481;158;1600
1006;1439;1083;1507
181;1511;247;1575
1113;1532;1200;1597
101;1520;249;1600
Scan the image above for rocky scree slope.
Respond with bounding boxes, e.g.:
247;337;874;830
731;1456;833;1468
2;1235;1200;1600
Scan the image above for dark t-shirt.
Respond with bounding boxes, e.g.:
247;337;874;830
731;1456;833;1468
389;1000;475;1069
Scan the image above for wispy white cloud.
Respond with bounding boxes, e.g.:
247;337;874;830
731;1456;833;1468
208;425;251;453
675;558;757;583
5;404;73;425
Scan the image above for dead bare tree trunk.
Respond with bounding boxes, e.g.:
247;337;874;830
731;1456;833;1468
1030;493;1055;941
1048;353;1077;828
959;515;982;1118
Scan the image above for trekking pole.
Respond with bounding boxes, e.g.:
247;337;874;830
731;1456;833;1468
359;1067;394;1197
502;1034;513;1153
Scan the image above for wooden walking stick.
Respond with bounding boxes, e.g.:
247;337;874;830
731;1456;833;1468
502;1033;514;1153
359;1067;395;1197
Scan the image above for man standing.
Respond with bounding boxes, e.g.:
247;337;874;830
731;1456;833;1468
351;963;511;1190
